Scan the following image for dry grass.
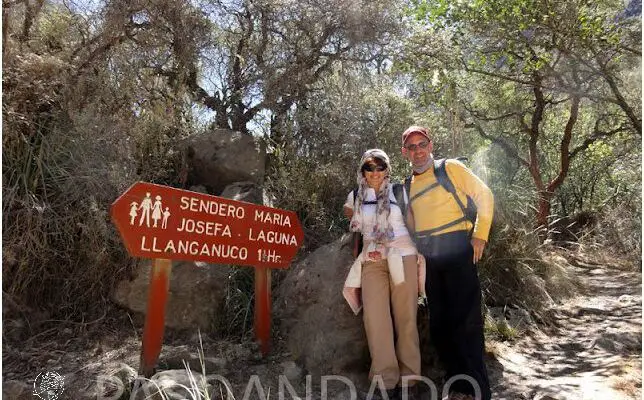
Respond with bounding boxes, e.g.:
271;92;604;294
479;207;584;321
609;359;642;398
2;118;135;323
2;52;137;326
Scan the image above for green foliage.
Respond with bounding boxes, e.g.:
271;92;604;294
478;210;581;315
2;0;640;337
216;266;255;339
266;68;418;249
484;316;518;341
400;0;641;230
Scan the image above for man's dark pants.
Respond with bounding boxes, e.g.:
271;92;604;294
416;230;491;400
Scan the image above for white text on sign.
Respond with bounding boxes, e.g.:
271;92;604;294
248;229;298;246
180;196;245;219
176;219;232;237
254;210;291;227
140;236;249;260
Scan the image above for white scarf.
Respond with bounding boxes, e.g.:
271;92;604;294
349;149;394;244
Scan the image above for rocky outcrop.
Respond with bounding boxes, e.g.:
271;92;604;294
220;181;273;207
113;260;230;330
181;129;266;195
275;234;370;376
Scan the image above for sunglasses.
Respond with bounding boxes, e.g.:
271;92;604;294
404;140;430;152
362;164;387;172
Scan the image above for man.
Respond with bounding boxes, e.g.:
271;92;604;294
401;126;493;400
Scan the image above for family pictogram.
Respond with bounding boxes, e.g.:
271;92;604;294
129;192;171;229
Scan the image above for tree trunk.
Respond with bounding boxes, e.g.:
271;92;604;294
536;190;554;231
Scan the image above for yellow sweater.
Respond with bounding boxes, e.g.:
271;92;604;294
409;159;494;241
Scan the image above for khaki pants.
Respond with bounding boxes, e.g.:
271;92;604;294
362;255;420;389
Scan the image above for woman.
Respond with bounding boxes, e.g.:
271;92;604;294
343;149;423;398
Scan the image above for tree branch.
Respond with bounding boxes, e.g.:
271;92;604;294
547;96;579;192
597;58;642;133
467;122;530;168
569;125;630;159
20;0;44;43
528;72;546;190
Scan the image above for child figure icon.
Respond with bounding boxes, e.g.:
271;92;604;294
129;202;138;225
162;207;171;229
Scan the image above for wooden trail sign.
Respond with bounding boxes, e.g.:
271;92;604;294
111;182;303;268
110;182;304;376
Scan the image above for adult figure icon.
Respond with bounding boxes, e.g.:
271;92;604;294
138;192;153;227
152;195;163;228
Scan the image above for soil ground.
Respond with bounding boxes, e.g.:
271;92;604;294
3;256;641;400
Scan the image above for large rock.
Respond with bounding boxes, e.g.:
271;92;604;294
275;234;370;376
220;181;273;207
182;129;266;195
2;380;32;400
113;260;230;330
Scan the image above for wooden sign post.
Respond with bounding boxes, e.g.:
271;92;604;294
110;182;304;377
139;258;171;378
254;266;271;356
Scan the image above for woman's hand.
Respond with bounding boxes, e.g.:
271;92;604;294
343;206;354;219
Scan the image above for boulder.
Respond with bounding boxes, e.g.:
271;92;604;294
113;260;230;330
281;360;305;382
89;363;139;400
275;234;370;376
221;181;273;207
182;129;266;195
2;380;32;400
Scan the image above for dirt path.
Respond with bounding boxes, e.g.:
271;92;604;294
488;260;642;400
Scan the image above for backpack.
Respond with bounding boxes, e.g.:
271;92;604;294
402;157;477;235
351;184;407;257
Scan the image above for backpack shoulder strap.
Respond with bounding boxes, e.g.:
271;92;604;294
434;158;469;219
392;183;405;214
404;176;412;199
433;158;455;194
404;176;413;218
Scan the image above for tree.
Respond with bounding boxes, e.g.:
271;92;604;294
97;0;401;136
402;0;641;229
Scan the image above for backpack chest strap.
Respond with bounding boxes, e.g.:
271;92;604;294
362;200;398;206
415;216;469;238
409;182;441;203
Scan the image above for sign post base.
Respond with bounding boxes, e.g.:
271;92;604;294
254;266;271;356
139;258;172;378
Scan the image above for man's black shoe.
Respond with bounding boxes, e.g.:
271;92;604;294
401;384;431;400
359;387;401;400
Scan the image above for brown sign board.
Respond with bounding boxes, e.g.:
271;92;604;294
110;182;304;268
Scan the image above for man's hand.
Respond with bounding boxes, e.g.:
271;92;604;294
471;237;487;264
